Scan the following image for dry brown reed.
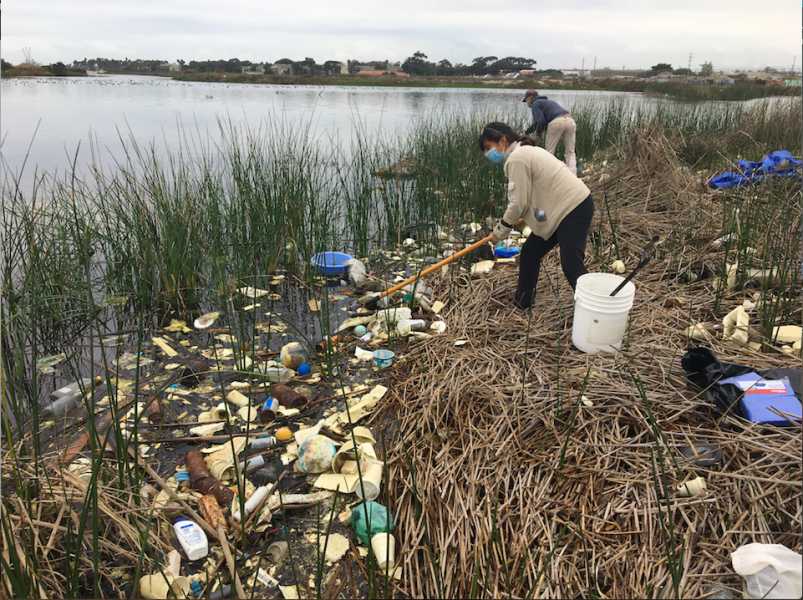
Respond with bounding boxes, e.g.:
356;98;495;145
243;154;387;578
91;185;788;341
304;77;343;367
2;455;175;599
376;131;802;599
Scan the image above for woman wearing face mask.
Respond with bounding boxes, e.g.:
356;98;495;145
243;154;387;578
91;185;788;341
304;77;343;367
480;122;594;310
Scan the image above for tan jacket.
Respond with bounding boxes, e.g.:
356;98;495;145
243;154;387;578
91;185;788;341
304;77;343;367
502;142;590;240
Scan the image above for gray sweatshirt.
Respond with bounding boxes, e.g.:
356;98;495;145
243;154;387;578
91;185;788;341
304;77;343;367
524;95;570;138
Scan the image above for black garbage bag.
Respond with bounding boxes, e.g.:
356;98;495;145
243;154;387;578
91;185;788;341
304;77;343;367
681;347;802;417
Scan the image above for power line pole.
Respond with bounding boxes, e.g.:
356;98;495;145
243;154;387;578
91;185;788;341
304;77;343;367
688;53;692;71
581;57;585;77
593;56;597;74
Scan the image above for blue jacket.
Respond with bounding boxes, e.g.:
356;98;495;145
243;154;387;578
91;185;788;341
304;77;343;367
525;95;570;137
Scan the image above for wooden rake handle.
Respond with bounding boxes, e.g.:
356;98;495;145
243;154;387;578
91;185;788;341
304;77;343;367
370;219;524;304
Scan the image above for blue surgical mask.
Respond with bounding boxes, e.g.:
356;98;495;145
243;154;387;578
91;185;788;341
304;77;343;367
485;147;505;164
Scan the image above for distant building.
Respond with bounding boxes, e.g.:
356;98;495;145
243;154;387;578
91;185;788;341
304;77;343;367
157;62;181;72
270;63;292;75
241;64;265;75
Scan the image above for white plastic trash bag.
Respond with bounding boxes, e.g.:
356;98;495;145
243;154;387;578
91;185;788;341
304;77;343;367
731;543;802;599
344;258;367;286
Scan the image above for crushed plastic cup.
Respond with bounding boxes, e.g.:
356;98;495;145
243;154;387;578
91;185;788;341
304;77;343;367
677;476;707;497
372;350;395;368
139;572;191;599
209;460;235;482
371;532;396;570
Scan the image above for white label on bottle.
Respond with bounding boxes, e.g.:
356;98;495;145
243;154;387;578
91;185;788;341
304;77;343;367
178;522;201;544
256;568;278;587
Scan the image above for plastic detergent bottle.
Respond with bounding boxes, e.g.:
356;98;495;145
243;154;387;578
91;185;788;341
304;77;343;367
172;518;208;560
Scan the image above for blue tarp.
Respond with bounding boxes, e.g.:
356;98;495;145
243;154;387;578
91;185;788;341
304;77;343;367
708;150;802;189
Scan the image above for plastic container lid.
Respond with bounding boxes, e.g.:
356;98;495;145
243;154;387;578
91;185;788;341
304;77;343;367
494;246;521;258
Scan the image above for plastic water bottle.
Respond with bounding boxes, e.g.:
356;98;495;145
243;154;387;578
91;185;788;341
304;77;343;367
262;366;294;383
238;455;265;472
232;485;270;522
173;518;208;560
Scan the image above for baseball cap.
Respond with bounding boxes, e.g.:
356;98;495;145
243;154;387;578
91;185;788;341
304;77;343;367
522;89;537;102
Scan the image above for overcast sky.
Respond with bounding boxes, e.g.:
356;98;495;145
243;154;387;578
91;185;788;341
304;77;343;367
2;0;801;73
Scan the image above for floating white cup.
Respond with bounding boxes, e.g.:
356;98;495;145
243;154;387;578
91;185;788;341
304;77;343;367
371;532;395;570
677;476;707;497
209;460;235;482
355;463;383;501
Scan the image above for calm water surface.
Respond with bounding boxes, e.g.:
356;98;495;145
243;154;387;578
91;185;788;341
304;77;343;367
2;74;640;186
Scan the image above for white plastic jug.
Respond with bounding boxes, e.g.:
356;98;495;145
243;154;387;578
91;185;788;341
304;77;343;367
572;273;636;354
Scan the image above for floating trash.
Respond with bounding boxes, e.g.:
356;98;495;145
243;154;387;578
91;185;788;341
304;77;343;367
280;342;308;370
194;312;220;329
677;476;707;497
350;501;393;544
298;435;337;473
680;444;723;467
275;426;292;442
430;321;446;334
165;319;188;332
372;350;395;368
311;252;353;276
101;295;128;308
371;532;395;570
237;286;269;299
37;353;67;374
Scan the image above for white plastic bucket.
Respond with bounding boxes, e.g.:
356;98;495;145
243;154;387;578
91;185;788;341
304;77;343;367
572;273;636;354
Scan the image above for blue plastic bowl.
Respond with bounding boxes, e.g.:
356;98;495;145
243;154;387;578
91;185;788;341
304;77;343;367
311;252;354;276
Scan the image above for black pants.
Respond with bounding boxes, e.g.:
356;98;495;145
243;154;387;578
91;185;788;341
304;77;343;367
514;195;594;309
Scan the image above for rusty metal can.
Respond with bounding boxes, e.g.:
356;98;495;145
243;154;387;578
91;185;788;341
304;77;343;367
272;384;308;409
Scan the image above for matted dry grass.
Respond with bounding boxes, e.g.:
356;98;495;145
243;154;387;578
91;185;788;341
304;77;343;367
377;132;802;599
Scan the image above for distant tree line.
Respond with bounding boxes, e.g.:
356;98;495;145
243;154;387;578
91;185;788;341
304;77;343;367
59;53;539;77
400;52;538;76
